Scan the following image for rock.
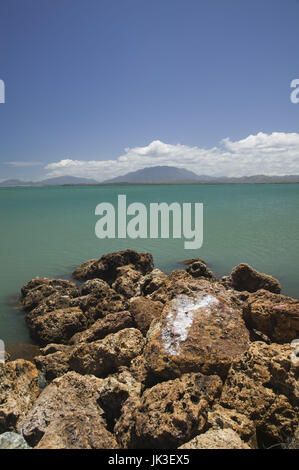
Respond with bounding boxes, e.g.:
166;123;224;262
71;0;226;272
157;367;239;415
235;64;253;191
144;292;249;380
97;368;142;430
149;270;237;306
0;432;31;449
223;263;281;294
69;311;134;345
26;306;88;345
220;341;299;445
186;261;217;281
21;278;79;311
129;355;152;391
20;371;117;448
112;265;143;298
115;372;222;449
285;425;299;449
69;328;145;377
207;405;257;448
137;269;167;296
243;290;299;343
129;297;163;335
34;344;73;381
0;359;40;433
179;429;250;449
72;249;154;283
79;278;111;296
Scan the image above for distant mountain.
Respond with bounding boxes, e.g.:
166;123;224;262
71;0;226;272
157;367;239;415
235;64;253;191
104;166;201;183
39;176;99;185
0;176;99;187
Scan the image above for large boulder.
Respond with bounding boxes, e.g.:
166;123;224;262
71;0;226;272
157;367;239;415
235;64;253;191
69;311;134;345
20;371;117;449
21;278;79;311
26;306;88;345
114;372;222;448
144;292;250;380
179;428;250;449
72;249;154;283
69;328;145;377
129;297;163;335
220;341;299;445
0;360;40;433
223;263;281;294
112;265;144;298
243;290;299;343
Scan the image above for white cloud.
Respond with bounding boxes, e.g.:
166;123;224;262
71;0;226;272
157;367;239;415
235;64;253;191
44;132;299;181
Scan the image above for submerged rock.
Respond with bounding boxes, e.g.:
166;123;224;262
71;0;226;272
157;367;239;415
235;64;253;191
0;432;31;449
72;249;154;283
222;263;281;294
243;290;299;343
115;372;222;448
0;359;40;433
144;292;250;379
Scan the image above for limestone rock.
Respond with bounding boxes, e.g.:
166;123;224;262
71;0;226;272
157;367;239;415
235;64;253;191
21;278;79;311
220;341;299;445
179;428;250;449
137;269;167;296
0;432;31;449
144;292;250;380
72;249;154;283
0;359;40;433
20;371;116;448
243;290;299;343
69;328;145;377
26;306;88;345
187;261;217;281
112;265;143;298
69;311;134;345
34;344;73;381
115;372;222;448
129;297;163;335
223;263;281;294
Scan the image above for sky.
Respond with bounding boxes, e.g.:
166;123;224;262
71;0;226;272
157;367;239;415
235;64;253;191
0;0;299;181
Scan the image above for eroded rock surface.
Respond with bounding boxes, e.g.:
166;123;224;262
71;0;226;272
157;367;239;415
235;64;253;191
179;428;250;449
222;263;281;294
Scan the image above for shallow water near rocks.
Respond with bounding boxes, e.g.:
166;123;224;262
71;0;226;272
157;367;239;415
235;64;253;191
0;183;298;346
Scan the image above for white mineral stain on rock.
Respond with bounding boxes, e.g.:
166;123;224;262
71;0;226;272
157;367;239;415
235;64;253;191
162;294;219;356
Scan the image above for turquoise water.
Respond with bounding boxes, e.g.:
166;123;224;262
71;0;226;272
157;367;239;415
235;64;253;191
0;183;298;346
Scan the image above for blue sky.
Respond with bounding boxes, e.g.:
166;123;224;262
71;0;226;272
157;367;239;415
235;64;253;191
0;0;299;181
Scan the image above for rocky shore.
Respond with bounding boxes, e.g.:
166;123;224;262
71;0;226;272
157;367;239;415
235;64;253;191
0;249;298;449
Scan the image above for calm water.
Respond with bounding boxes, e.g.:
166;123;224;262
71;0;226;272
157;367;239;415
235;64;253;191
0;183;298;346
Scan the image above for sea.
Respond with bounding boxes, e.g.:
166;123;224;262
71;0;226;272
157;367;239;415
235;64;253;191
0;183;298;349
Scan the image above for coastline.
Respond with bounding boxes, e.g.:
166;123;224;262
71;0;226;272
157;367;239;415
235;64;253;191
0;249;298;449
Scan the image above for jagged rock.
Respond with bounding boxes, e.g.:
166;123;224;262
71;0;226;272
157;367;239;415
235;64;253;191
220;341;299;445
97;368;142;430
129;297;163;335
179;429;250;449
79;278;111;296
20;371;117;448
72;249;154;283
69;311;134;345
223;263;281;294
137;269;167;296
69;328;145;377
34;344;73;381
207;405;257;448
115;372;222;449
0;432;31;449
243;290;299;343
129;355;152;391
21;278;79;311
186;261;217;281
0;360;40;433
112;265;143;298
26;306;88;346
144;292;249;380
149;270;238;306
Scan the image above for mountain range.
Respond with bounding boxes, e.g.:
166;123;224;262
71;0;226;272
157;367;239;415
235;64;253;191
1;166;299;186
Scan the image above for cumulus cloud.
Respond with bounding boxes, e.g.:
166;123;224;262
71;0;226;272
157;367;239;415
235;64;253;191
44;132;299;181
